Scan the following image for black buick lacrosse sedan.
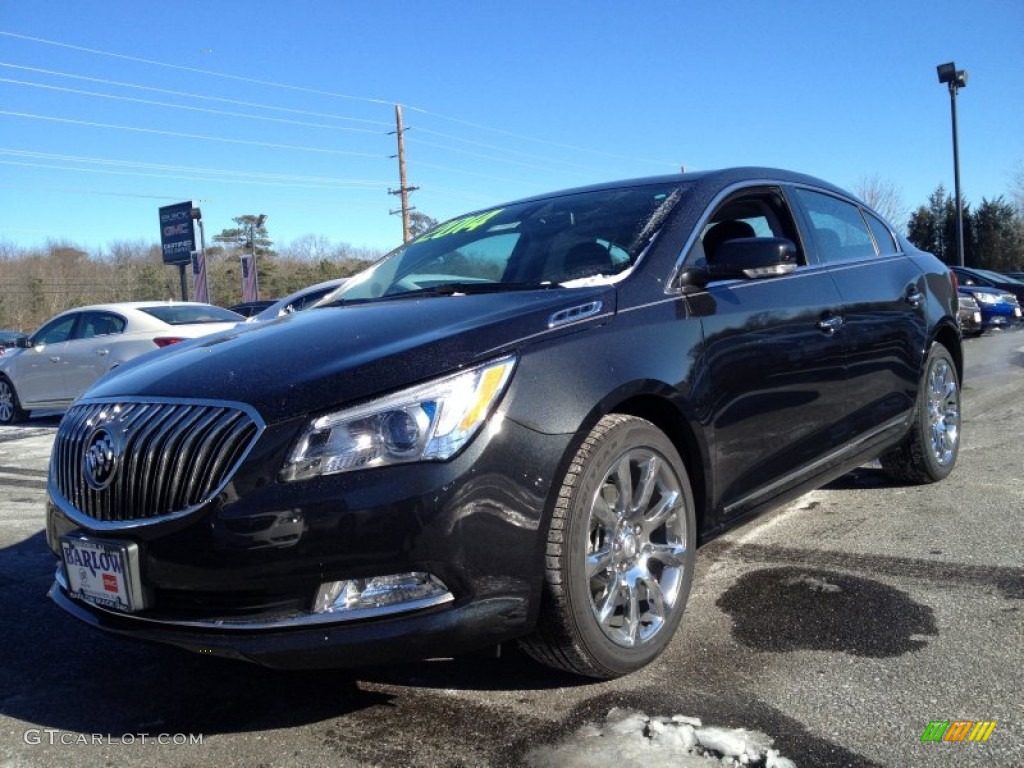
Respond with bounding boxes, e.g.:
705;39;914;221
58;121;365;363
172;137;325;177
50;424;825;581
46;168;961;678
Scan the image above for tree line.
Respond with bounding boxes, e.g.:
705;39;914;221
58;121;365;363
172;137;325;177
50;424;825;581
857;167;1024;270
0;230;383;332
2;185;1021;334
906;186;1023;270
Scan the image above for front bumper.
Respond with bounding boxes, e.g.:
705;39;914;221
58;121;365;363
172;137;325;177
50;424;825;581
46;417;574;668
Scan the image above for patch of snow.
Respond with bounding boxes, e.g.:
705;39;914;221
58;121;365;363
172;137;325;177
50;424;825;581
525;708;796;768
560;272;627;287
784;573;842;592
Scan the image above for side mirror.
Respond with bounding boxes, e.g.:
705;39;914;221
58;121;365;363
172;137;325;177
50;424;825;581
15;336;32;349
678;237;798;290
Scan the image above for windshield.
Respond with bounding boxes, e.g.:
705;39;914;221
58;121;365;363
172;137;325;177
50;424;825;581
331;183;686;302
973;268;1024;286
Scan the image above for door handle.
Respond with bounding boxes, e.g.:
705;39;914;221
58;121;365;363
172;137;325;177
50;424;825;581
49;356;61;363
816;315;844;335
905;288;924;308
96;349;109;356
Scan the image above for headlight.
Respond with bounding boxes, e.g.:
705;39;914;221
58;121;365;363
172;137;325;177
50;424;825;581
972;292;998;304
281;355;516;481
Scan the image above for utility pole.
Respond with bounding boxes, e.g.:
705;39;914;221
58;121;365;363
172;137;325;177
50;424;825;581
388;104;419;243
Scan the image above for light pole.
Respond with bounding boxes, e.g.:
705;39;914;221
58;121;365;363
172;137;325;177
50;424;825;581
937;61;968;267
243;214;266;301
190;207;209;303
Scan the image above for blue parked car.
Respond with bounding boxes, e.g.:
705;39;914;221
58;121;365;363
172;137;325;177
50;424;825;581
958;285;1022;331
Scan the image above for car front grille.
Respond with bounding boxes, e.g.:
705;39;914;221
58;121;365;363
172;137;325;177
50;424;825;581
51;399;263;524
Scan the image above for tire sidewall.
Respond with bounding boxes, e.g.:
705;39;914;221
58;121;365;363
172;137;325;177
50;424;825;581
562;418;696;676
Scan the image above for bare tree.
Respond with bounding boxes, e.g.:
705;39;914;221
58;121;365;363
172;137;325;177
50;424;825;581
852;174;909;231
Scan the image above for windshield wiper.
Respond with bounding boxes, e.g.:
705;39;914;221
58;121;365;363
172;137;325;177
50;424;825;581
386;281;562;298
427;281;562;294
319;281;561;306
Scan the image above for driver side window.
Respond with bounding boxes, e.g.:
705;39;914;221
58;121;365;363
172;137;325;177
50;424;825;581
33;315;77;346
695;189;804;265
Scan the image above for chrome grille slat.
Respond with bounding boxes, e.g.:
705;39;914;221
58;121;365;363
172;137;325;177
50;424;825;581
51;399;263;525
132;406;179;519
166;409;224;511
180;410;245;508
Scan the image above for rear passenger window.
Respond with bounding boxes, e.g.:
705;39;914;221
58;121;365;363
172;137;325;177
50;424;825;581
794;188;877;263
864;212;898;255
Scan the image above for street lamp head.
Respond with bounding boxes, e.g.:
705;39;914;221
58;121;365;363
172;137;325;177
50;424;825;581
937;61;968;88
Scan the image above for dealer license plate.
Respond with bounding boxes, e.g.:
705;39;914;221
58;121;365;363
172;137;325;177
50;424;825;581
60;535;145;613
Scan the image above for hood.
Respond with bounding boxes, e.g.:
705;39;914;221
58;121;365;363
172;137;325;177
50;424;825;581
86;287;616;423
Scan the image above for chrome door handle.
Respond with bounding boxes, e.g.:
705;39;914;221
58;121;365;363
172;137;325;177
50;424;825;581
49;356;61;363
816;315;844;334
97;349;109;356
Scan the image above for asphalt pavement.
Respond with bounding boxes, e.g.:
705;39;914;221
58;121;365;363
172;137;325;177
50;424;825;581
0;334;1021;767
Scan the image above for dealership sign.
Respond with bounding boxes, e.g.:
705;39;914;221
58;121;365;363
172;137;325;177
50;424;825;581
158;202;196;265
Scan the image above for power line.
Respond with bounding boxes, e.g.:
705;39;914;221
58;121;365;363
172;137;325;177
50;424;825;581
0;31;396;106
0;77;385;135
0;110;386;158
0;148;391;186
0;159;391;191
0;30;677;167
0;62;394;128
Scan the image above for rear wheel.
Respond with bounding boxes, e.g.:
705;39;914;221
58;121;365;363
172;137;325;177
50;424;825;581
0;376;26;425
519;414;696;678
881;343;960;483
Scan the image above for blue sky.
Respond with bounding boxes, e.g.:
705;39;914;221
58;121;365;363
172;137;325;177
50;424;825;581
1;1;1022;255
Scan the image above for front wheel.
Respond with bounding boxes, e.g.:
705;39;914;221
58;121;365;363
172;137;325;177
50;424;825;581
0;376;26;425
519;414;696;678
880;343;960;483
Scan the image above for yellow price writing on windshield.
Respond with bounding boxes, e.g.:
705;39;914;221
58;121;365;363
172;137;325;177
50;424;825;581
418;209;504;241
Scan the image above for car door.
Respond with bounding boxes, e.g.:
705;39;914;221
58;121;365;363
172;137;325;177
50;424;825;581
15;313;78;406
685;186;848;516
60;311;127;400
789;186;926;442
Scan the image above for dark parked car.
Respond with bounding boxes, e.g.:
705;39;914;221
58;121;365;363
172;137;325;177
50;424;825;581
957;285;1022;331
951;266;1024;306
227;300;275;318
0;330;26;354
246;278;348;324
957;292;983;336
46;168;962;678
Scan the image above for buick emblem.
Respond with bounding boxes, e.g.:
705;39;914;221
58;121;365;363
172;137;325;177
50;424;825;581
83;427;120;490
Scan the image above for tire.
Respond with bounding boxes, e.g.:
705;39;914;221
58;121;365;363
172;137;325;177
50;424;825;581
519;414;696;678
0;376;26;425
880;343;960;483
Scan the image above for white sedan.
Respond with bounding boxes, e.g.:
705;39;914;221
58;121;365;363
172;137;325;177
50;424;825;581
0;302;243;424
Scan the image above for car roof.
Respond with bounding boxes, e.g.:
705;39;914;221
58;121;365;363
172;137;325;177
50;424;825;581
49;301;223;315
486;166;856;209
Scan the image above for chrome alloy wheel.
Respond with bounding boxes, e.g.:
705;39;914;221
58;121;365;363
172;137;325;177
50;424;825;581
0;379;15;423
584;448;688;648
927;356;959;466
